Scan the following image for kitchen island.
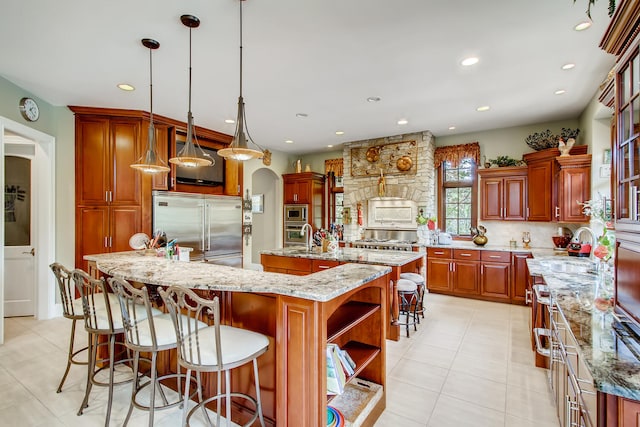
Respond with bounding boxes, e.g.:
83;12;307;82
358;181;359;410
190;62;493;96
527;255;640;426
260;247;426;341
85;251;392;427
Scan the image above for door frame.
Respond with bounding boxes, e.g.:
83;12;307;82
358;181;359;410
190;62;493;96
1;116;56;343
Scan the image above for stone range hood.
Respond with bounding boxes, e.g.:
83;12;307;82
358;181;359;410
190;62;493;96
342;131;436;241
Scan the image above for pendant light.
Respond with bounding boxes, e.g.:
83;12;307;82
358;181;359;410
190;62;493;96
130;38;170;173
169;14;213;168
218;0;264;161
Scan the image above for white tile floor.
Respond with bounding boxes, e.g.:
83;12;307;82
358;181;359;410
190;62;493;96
0;293;559;426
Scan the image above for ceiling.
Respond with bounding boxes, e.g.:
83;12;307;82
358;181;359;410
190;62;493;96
0;0;616;154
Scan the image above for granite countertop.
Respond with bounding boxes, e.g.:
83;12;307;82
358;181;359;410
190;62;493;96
261;247;424;266
527;256;640;400
84;251;391;302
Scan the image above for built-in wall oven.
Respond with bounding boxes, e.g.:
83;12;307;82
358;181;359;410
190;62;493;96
284;204;308;247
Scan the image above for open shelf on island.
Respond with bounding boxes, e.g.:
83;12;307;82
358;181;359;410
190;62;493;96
327;341;380;404
327;302;380;342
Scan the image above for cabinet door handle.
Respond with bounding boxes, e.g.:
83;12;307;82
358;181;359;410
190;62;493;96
105;191;109;203
489;255;500;258
459;253;471;257
434;251;444;255
525;288;532;304
104;237;108;248
527;207;529;218
318;265;331;269
555;206;560;218
109;236;112;247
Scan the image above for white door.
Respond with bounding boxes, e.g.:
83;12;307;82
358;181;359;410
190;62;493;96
4;153;35;317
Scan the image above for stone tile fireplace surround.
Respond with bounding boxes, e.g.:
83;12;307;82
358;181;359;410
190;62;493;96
342;131;436;241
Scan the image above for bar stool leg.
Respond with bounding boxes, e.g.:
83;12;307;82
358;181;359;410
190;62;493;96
123;351;140;426
105;333;116;427
58;318;83;393
78;333;96;415
253;358;266;427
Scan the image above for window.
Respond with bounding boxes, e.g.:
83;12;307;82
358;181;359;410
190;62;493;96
438;158;477;237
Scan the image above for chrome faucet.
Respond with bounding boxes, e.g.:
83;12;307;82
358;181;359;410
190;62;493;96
300;223;313;252
573;226;597;260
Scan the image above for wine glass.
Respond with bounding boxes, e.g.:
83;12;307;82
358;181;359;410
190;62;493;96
522;232;531;249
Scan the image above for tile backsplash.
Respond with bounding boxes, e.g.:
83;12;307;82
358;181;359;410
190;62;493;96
478;220;589;249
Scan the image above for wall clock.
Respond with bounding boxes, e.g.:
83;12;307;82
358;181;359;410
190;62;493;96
19;97;39;122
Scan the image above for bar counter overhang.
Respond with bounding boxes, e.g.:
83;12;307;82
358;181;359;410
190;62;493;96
84;251;392;427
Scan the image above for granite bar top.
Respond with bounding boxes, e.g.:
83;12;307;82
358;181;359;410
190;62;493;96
261;247;424;266
84;252;391;303
527;256;640;400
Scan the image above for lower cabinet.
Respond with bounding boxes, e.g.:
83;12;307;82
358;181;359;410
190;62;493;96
511;252;533;305
480;251;511;302
427;247;521;304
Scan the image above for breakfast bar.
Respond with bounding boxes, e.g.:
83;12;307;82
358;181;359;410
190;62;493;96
260;247;426;341
85;251;391;427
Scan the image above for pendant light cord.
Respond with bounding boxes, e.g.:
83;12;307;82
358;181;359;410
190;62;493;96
149;47;154;122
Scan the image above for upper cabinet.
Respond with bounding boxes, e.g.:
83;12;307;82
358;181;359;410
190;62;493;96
523;146;589;223
283;172;325;205
75;115;142;207
556;154;592;223
478;166;527;221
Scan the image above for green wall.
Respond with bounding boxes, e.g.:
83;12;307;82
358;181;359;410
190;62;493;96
1;75;76;267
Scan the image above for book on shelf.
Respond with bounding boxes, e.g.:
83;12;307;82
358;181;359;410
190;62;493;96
335;347;355;376
326;344;347;395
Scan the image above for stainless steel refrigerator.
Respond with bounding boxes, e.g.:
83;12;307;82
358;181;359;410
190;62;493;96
152;191;243;267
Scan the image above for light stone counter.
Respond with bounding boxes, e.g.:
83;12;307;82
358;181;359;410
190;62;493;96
527;256;640;400
260;247;424;266
84;251;391;302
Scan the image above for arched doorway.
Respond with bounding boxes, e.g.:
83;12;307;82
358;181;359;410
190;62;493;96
250;168;280;267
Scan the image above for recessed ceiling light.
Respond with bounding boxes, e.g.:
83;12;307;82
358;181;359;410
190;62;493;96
448;126;456;130
397;119;408;125
562;63;576;70
476;105;490;112
461;57;479;66
327;144;334;148
574;21;592;31
295;113;308;118
284;140;294;144
335;131;344;135
224;119;235;124
117;83;135;91
555;89;566;95
367;96;381;102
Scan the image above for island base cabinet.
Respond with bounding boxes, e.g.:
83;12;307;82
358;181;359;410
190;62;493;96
276;274;388;427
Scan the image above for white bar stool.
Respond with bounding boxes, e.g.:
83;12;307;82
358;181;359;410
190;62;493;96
110;277;206;427
396;278;420;337
49;263;88;393
73;269;160;427
160;286;269;427
400;272;426;321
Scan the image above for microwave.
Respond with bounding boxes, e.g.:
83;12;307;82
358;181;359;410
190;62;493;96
285;204;308;223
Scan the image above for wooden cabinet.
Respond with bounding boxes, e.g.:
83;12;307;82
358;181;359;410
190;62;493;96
511;251;533;305
523;146;589;222
150;123;170;191
427;247;519;303
75;116;142;206
72;109;148;270
426;248;453;292
556;154;592;223
478;166;527;221
276;274;387;426
283;172;326;231
261;254;312;275
480;251;511;302
284;172;324;204
452;249;480;295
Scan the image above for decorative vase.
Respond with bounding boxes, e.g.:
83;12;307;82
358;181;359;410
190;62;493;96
473;235;488;246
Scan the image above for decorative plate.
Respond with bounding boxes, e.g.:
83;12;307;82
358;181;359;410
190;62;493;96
129;232;150;250
365;146;380;162
396;156;412;171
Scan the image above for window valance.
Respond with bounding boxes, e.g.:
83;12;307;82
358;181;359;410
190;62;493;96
324;158;344;176
434;142;480;168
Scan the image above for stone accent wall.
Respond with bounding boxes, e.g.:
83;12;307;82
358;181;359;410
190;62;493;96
342;131;436;240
